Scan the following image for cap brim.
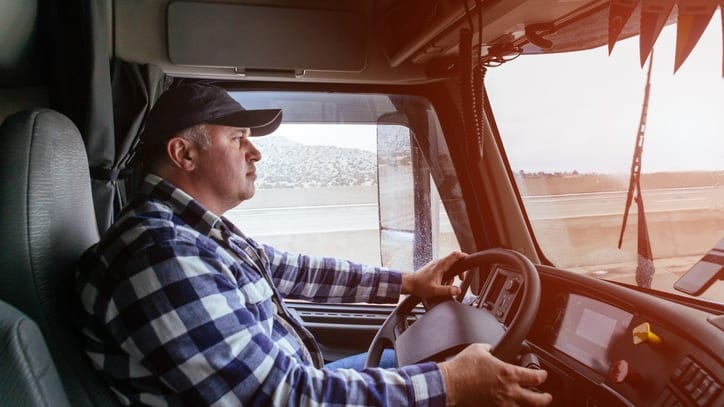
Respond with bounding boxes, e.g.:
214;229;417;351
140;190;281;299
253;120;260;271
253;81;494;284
208;109;283;137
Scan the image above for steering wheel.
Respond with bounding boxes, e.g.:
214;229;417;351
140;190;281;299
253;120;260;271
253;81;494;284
365;248;541;368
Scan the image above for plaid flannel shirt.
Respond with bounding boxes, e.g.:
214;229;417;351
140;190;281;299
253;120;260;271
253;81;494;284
75;174;446;406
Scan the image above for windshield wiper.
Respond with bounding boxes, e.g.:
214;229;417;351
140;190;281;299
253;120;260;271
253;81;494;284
618;51;656;289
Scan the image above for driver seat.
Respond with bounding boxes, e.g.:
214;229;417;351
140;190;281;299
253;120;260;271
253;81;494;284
0;109;120;406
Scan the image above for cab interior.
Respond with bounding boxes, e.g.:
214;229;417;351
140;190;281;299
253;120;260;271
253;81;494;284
1;1;722;406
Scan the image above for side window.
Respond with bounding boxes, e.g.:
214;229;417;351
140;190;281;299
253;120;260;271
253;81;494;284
227;122;461;271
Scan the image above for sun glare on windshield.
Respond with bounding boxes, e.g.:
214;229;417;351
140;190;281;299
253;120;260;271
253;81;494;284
489;13;723;302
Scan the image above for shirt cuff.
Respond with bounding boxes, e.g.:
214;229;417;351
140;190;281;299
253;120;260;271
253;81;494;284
369;269;403;303
398;362;447;406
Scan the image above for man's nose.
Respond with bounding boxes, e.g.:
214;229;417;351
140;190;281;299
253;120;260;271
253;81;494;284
248;142;262;162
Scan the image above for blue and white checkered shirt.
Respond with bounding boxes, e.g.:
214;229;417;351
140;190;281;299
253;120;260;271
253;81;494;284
75;174;446;406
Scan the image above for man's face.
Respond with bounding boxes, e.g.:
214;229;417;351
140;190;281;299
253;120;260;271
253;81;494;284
192;124;261;214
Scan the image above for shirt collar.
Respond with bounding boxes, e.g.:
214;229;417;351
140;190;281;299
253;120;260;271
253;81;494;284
138;173;225;236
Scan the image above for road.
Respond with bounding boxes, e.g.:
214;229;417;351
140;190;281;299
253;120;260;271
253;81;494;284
225;187;722;236
524;186;723;220
225;186;723;300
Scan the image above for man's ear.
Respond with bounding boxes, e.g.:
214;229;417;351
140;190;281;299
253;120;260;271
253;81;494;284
166;137;197;171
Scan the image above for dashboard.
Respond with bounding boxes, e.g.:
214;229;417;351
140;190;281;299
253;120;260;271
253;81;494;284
473;265;724;407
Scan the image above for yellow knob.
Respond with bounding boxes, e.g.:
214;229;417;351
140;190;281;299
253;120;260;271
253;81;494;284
632;322;661;345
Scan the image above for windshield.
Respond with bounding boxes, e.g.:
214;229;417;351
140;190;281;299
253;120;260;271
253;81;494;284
488;13;723;303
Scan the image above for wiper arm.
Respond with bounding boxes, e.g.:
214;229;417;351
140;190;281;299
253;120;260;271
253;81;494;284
618;51;656;288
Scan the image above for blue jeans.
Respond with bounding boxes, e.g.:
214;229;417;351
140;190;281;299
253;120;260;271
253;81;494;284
325;349;397;370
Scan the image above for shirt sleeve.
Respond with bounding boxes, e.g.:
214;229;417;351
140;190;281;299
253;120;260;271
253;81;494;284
261;244;403;304
107;241;446;406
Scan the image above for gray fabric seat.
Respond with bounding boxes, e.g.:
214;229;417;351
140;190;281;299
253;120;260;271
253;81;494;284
0;299;70;407
0;109;120;406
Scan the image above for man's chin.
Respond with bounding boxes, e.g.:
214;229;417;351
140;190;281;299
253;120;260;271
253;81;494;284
241;187;255;201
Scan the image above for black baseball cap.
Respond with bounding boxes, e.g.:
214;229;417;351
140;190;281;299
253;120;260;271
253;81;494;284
133;83;282;163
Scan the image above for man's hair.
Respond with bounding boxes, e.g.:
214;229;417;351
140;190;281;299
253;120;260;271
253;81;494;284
144;124;210;172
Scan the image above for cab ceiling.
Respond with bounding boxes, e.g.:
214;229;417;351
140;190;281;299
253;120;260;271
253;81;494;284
114;0;716;84
114;0;611;83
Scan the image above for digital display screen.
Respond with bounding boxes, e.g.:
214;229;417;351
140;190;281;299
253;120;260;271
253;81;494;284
553;295;632;374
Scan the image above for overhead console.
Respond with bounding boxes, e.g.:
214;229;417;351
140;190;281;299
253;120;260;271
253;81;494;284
167;1;367;76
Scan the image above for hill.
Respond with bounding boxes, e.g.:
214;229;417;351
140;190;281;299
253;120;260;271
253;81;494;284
253;136;376;188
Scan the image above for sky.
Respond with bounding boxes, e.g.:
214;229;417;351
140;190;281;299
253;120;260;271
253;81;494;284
271;124;377;153
487;10;724;173
269;11;723;174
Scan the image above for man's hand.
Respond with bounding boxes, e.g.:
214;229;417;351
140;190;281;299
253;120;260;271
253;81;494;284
401;251;467;299
439;344;553;406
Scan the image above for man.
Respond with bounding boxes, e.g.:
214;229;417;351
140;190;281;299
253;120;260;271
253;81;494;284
75;83;552;406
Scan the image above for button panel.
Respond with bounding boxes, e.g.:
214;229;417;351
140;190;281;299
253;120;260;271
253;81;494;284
671;356;721;406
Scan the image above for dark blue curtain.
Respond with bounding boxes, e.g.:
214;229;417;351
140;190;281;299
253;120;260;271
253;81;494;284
42;0;168;233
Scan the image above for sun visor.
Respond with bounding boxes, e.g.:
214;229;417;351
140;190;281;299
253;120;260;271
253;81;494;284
167;1;367;73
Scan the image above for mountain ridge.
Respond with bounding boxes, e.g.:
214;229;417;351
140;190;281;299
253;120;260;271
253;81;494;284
253;136;376;188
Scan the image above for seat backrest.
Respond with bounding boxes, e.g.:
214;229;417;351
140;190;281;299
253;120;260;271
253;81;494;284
0;109;120;406
0;299;70;407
